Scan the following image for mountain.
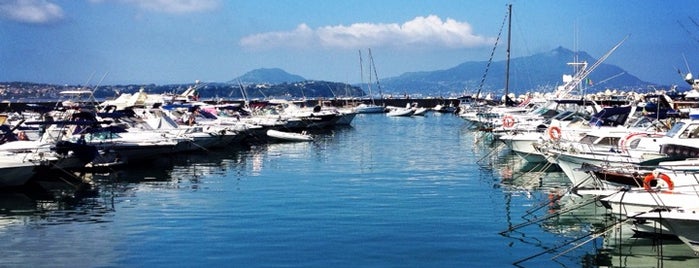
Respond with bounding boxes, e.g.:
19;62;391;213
231;68;305;84
378;47;653;97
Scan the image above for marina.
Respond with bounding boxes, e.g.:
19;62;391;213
4;1;699;267
1;105;699;267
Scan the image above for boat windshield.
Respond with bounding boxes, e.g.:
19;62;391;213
552;111;589;122
628;116;654;128
666;121;684;138
552;111;574;120
85;131;121;141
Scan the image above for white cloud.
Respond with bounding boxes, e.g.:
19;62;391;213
240;15;494;50
92;0;220;14
0;0;64;24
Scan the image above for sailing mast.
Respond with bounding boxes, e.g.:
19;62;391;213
504;4;512;106
359;49;376;105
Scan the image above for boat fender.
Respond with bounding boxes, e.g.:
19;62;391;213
547;126;562;141
502;115;515;128
643;171;674;191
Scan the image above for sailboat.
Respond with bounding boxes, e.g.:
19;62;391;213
354;49;387;114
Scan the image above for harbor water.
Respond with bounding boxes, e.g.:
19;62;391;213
0;113;697;267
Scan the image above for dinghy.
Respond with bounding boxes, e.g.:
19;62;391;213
266;129;313;142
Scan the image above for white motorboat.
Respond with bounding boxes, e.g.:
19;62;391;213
386;103;415;117
0;152;41;187
599;187;698;217
412;107;429;116
386;108;414;117
354;104;386;114
266;129;313;142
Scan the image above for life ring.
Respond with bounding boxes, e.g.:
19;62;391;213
547;126;562;141
502;115;515;128
643;172;674;191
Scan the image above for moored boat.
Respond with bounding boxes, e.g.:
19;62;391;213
266;129;313;142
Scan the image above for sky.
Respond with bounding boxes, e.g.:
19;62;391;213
0;0;698;87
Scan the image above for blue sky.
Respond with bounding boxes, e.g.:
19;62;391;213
0;0;696;87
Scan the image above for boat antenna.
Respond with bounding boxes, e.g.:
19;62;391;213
325;82;337;98
236;79;252;109
683;53;692;75
90;71;108;104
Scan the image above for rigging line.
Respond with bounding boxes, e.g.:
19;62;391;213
514;216;631;265
368;48;383;98
689;16;699;27
90;72;109;105
475;4;509;100
550;218;631;260
522;180;570;218
500;194;604;235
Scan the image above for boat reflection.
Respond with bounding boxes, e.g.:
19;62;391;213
494;150;699;266
0;172;105;227
0;144;254;228
589;221;699;268
90;145;252;184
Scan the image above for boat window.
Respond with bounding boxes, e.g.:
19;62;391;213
86;131;121;141
629;117;653;128
598;137;620;146
666;121;684;138
579;135;599;144
552;111;573;120
682;124;699;139
540;109;560;118
628;138;642;149
531;107;545;115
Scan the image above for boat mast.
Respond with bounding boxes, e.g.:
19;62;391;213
359;49;376;105
504;4;512;106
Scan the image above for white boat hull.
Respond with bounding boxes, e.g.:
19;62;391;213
266;129;313;142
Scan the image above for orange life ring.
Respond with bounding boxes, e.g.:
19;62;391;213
547;126;562;141
643;172;674;191
502;115;515;128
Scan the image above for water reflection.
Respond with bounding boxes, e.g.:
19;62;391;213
490;146;699;267
594;222;699;267
0;144;254;229
0;173;105;222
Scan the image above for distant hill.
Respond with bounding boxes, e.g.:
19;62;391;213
231;68;305;84
378;47;654;97
1;47;666;100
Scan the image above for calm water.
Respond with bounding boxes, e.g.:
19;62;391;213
0;113;697;267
